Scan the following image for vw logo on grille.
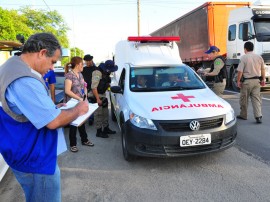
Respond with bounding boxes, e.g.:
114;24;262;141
189;120;200;131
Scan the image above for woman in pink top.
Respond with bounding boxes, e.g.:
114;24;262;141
64;57;94;152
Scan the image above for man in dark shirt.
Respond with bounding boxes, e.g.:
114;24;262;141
82;54;95;92
82;54;95;125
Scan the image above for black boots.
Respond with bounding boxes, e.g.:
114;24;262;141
256;116;262;124
103;125;116;134
96;126;116;138
96;128;109;138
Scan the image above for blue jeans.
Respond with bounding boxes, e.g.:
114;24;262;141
12;165;61;202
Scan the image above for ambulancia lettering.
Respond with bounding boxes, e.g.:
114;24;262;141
152;103;224;112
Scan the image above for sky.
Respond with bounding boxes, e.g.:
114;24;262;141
0;0;257;63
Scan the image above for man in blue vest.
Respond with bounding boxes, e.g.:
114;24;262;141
0;33;89;202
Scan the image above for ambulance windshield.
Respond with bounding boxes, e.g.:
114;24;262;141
129;65;205;92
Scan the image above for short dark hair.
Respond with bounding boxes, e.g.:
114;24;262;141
244;41;254;52
22;33;61;57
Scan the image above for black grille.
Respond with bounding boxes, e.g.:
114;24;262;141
262;53;270;64
136;135;235;156
158;116;223;132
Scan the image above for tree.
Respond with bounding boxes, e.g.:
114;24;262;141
20;7;70;48
0;7;84;66
0;7;33;41
61;47;84;66
70;47;84;58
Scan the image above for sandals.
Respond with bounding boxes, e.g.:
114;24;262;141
82;141;94;147
70;146;78;152
70;141;94;152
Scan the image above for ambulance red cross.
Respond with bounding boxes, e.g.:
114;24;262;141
110;36;237;161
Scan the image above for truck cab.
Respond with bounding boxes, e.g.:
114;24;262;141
227;1;270;90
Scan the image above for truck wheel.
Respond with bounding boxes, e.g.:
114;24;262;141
111;102;117;122
120;120;135;161
231;68;239;92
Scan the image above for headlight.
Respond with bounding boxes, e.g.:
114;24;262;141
129;111;157;130
225;108;235;125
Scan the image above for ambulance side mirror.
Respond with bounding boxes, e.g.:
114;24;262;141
110;86;123;94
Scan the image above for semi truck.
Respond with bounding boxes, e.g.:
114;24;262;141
151;1;270;91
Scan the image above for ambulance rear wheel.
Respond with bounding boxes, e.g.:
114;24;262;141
120;120;135;161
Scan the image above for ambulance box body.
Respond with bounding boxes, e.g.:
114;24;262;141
110;36;237;161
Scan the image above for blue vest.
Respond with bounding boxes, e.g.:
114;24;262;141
0;56;58;174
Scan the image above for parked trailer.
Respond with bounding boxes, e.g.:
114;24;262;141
151;1;270;90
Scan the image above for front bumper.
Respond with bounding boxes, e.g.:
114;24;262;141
124;116;237;157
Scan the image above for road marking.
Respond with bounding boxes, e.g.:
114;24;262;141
262;97;270;101
224;90;270;101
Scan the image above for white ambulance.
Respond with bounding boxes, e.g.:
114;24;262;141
110;36;237;161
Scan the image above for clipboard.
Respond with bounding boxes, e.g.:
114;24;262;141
60;98;99;127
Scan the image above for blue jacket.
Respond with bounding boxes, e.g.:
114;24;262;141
0;56;59;174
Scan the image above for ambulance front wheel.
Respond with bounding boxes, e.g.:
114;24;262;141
111;102;117;122
120;120;136;161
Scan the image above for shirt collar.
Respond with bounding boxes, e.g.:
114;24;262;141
31;69;42;78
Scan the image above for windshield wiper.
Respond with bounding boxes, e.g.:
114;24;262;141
169;86;205;90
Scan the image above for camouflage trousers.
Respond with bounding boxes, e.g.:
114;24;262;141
239;79;262;119
94;102;109;129
212;79;226;97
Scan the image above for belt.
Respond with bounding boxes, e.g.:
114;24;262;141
215;78;226;83
243;76;260;80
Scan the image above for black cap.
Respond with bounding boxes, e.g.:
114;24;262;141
83;54;93;61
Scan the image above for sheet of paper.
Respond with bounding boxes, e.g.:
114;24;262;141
57;128;67;155
60;98;99;127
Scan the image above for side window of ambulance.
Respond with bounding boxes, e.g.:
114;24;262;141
119;69;126;92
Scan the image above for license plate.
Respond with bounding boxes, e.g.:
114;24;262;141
180;134;211;147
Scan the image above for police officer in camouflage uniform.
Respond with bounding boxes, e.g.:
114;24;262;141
204;46;227;96
89;60;118;138
236;41;265;123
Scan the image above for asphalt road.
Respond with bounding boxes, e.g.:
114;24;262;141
0;90;270;202
224;89;270;164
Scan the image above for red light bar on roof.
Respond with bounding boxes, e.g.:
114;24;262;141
127;36;180;42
